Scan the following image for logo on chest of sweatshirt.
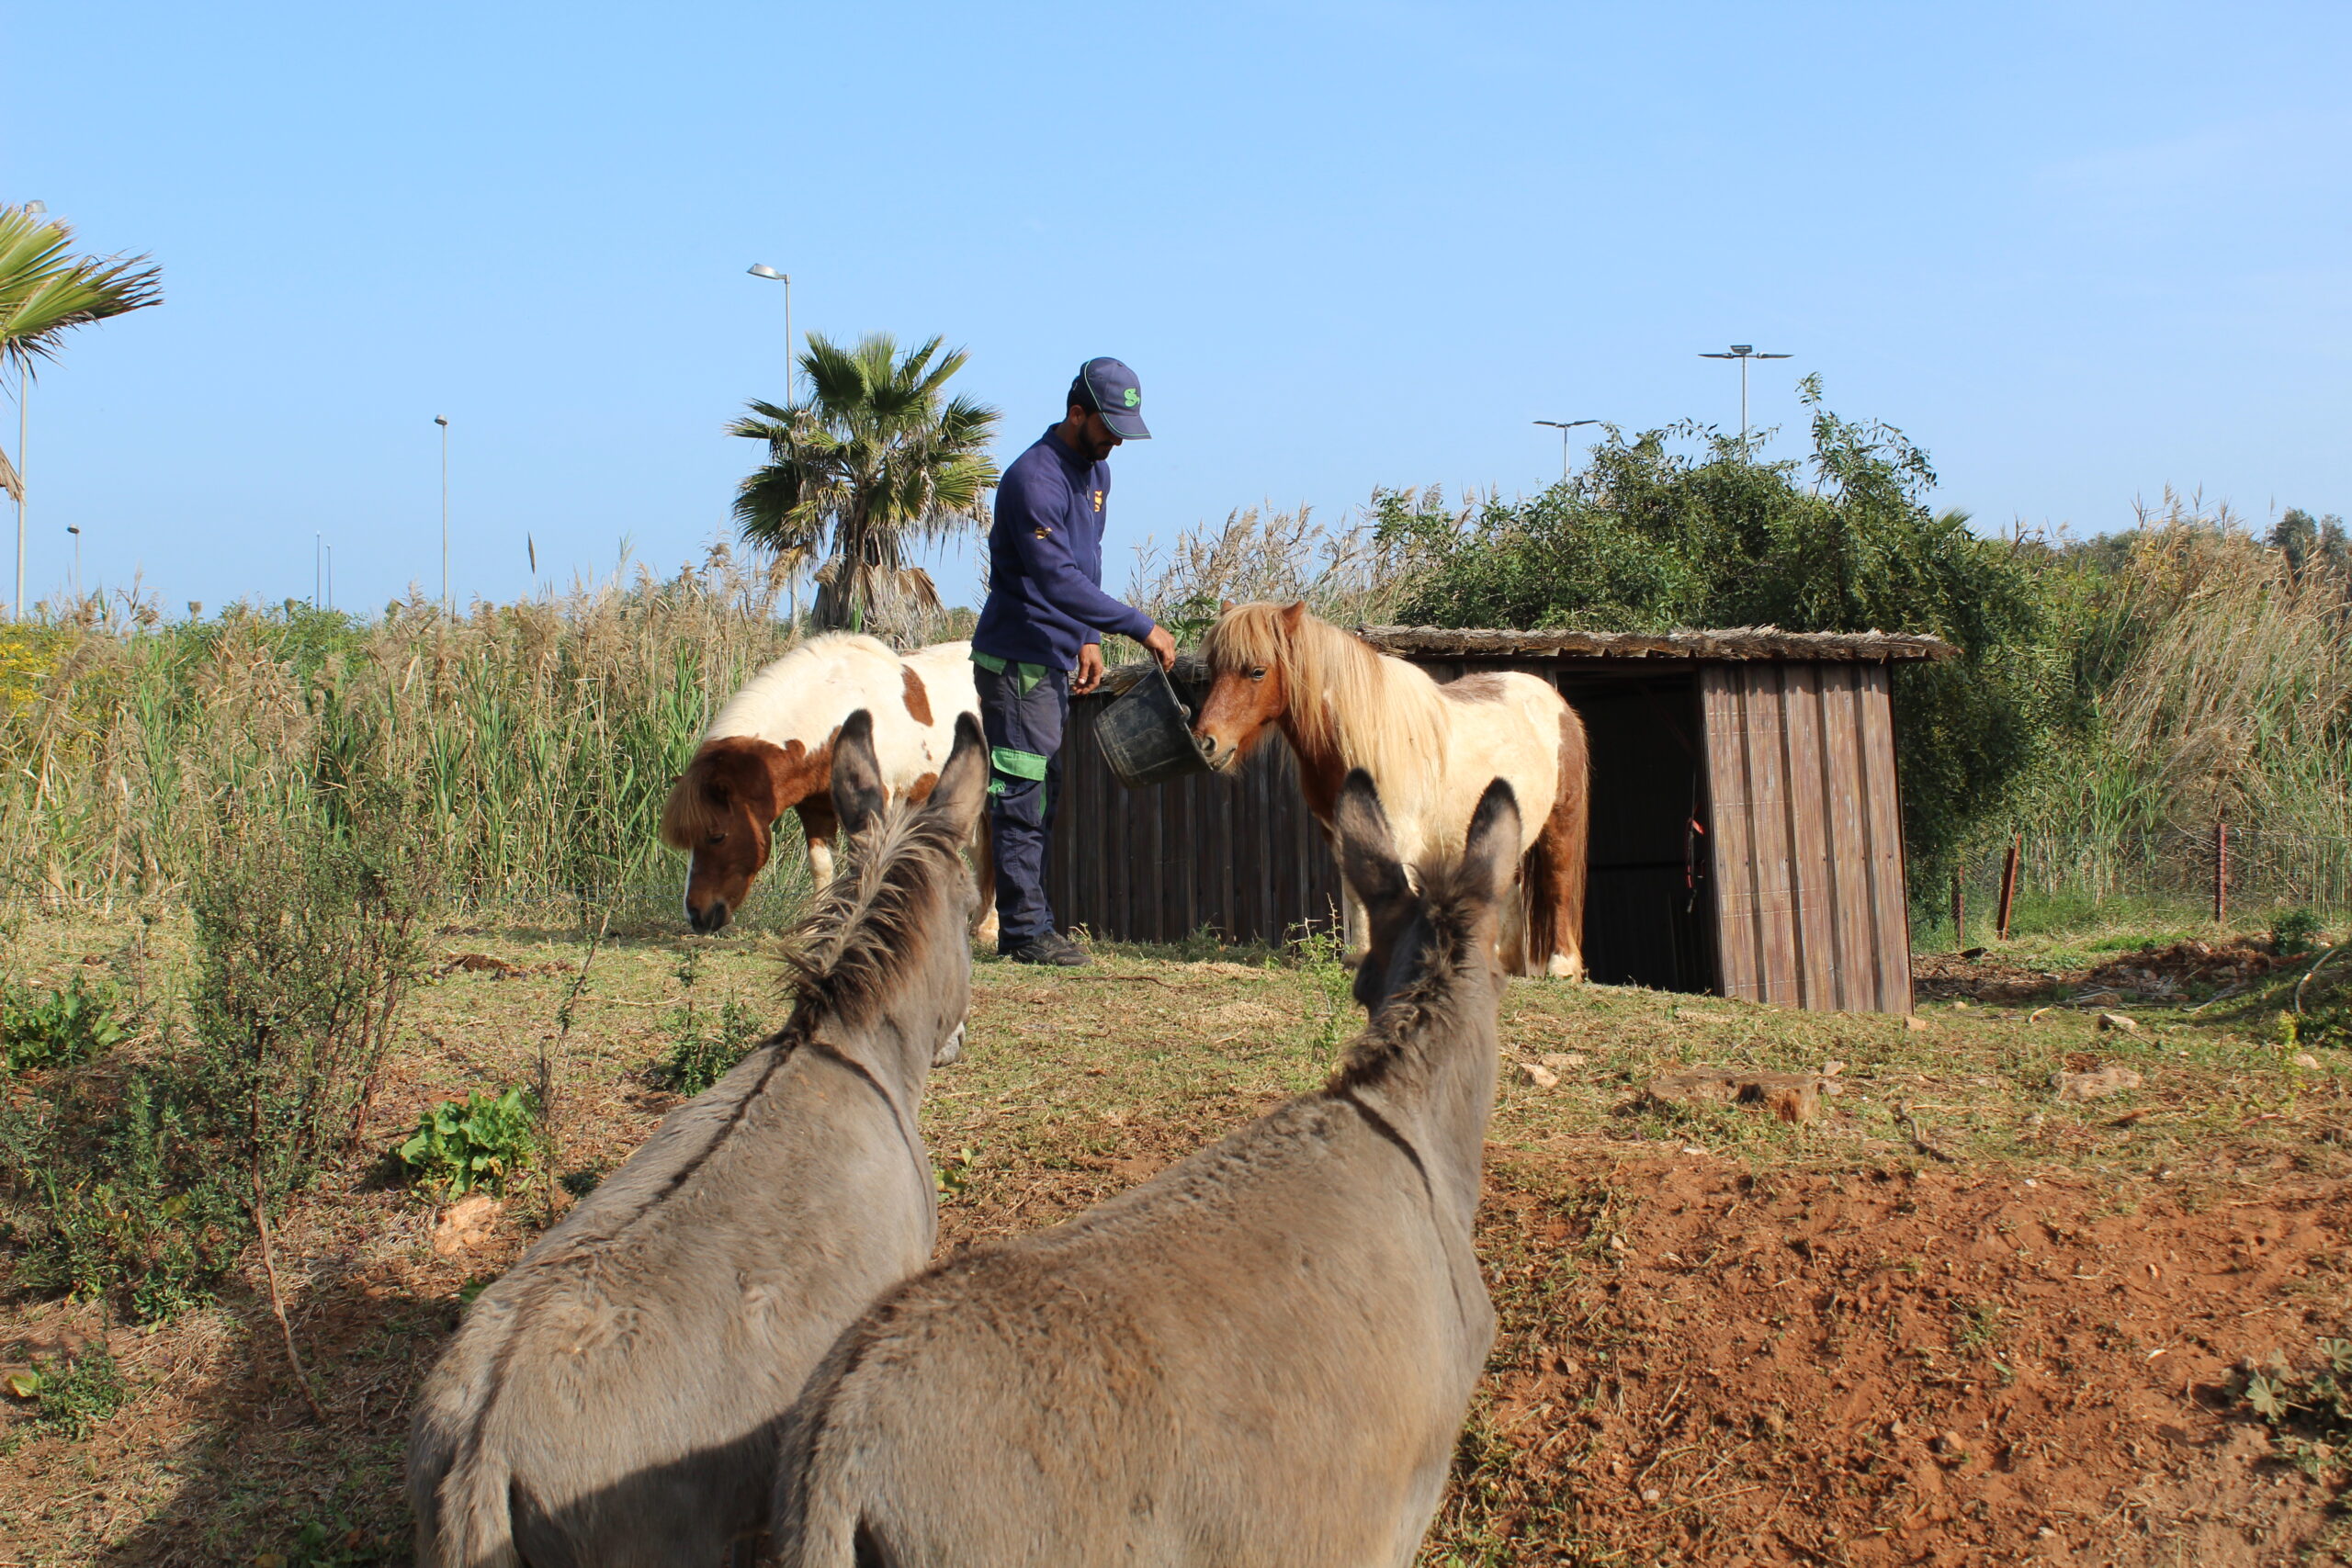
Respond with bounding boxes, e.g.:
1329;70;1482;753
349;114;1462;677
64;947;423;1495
1091;490;1104;513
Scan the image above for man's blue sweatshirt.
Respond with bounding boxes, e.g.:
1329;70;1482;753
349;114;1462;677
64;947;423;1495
971;426;1155;669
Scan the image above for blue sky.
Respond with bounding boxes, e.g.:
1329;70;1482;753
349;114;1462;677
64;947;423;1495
6;0;2347;617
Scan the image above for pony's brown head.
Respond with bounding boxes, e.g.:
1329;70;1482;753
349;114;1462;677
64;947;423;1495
1193;600;1308;772
659;735;826;933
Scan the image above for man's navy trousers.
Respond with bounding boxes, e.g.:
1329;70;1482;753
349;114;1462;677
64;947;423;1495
976;662;1068;951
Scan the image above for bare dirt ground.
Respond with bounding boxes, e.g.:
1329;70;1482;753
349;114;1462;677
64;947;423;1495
4;914;2348;1566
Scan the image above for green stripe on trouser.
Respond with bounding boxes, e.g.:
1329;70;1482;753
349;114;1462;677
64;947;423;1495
990;747;1050;818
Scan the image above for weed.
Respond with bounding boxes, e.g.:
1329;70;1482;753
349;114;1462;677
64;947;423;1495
21;1345;131;1438
2272;908;2324;958
1289;924;1355;1056
398;1087;537;1198
2;974;128;1074
653;947;765;1096
2239;1337;2352;1479
1955;1300;2006;1354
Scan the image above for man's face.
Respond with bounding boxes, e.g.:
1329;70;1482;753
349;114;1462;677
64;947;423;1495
1065;405;1123;462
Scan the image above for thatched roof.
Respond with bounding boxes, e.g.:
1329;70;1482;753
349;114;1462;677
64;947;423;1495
1355;625;1958;663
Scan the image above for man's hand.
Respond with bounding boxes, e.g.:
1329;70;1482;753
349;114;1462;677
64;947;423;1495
1143;623;1178;671
1074;642;1105;694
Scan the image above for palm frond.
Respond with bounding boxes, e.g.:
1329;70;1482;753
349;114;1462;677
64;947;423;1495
0;206;163;372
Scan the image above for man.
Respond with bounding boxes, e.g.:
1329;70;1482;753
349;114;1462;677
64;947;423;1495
969;356;1179;966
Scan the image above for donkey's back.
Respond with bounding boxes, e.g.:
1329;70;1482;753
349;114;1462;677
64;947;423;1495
772;773;1521;1568
411;1041;935;1567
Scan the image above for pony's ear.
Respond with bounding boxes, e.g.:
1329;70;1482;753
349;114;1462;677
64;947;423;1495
830;710;888;835
1456;778;1523;911
919;714;989;837
1280;600;1307;630
1219;598;1234;614
1333;769;1409;913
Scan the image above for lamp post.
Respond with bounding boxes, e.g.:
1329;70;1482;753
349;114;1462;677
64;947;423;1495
1533;418;1600;481
10;202;40;622
434;415;450;613
747;264;795;398
1697;343;1792;446
65;525;79;600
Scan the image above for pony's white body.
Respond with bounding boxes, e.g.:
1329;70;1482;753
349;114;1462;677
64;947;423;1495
1329;667;1570;973
688;635;996;942
1196;605;1588;979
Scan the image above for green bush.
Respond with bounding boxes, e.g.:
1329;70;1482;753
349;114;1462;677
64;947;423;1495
2;975;127;1073
2272;908;2324;958
1374;381;2068;897
398;1087;537;1198
650;948;766;1097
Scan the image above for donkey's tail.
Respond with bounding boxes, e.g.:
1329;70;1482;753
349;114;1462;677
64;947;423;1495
424;1442;521;1568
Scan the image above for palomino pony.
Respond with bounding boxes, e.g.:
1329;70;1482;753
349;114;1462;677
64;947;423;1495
1193;601;1589;978
661;634;995;942
410;709;988;1568
767;772;1521;1568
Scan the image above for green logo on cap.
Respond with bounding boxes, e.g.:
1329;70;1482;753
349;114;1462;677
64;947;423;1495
1123;388;1139;408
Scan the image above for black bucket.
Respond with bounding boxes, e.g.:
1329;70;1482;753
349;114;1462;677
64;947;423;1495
1095;664;1214;788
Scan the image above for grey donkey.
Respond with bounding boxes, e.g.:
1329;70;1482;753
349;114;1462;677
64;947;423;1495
768;769;1521;1568
409;707;989;1568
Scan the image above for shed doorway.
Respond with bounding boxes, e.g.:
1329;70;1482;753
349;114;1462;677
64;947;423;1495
1557;674;1716;994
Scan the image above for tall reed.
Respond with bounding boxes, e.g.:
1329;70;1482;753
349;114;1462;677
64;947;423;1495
0;548;823;925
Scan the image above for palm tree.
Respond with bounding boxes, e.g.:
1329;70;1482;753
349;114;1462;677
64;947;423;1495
1;205;164;504
729;332;1000;632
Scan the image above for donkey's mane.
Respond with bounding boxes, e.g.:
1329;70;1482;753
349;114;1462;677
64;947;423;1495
1203;604;1449;797
770;789;971;1036
1325;852;1496;1097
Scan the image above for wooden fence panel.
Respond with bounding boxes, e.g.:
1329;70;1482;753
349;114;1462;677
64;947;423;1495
1700;668;1763;1002
1855;667;1915;1011
1780;662;1842;1010
1816;665;1879;1011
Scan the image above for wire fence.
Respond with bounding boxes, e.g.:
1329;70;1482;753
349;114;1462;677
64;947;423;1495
1922;822;2352;949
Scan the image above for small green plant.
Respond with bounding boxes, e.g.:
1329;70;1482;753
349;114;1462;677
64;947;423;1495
2272;908;2324;958
2240;1337;2352;1478
2;975;127;1073
1289;923;1355;1055
652;949;765;1096
398;1087;537;1198
13;1346;132;1438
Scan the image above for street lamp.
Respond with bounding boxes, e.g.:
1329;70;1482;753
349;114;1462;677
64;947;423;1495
434;415;449;613
10;202;44;621
1697;343;1792;446
1533;418;1600;481
65;525;79;600
747;264;795;398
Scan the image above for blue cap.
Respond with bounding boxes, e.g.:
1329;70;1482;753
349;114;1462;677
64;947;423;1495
1071;356;1150;439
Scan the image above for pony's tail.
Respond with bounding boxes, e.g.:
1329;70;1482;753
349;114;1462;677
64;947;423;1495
1521;705;1590;980
424;1443;520;1568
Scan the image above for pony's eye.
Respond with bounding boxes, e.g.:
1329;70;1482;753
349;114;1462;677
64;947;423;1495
706;831;728;846
1248;667;1268;682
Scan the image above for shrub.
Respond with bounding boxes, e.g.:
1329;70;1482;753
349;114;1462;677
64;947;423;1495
398;1087;537;1199
651;950;767;1097
2273;908;2324;958
2;975;126;1073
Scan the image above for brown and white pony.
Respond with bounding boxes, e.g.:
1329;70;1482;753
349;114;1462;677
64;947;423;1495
1193;602;1589;978
660;635;996;941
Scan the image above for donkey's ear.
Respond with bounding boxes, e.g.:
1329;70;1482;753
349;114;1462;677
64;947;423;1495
1457;778;1523;909
920;713;989;837
830;710;888;835
1333;769;1409;912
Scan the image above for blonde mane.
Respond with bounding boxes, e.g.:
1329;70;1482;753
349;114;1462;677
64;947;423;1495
1203;604;1450;797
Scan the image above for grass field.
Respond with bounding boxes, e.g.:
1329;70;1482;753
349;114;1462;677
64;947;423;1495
3;899;2348;1567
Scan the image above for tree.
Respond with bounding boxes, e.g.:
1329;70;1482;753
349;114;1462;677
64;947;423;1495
0;205;164;503
728;333;1000;631
1375;378;2066;895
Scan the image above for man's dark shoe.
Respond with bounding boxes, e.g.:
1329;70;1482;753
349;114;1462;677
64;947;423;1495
1004;932;1091;967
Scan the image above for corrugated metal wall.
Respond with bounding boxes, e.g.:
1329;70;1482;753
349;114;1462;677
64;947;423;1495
1699;662;1913;1012
1045;658;1916;1013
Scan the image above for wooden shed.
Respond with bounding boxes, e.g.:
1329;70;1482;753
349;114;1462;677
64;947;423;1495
1044;626;1956;1014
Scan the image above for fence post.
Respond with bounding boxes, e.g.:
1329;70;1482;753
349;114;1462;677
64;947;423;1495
2212;817;2228;926
1951;867;1965;952
1996;830;2021;942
